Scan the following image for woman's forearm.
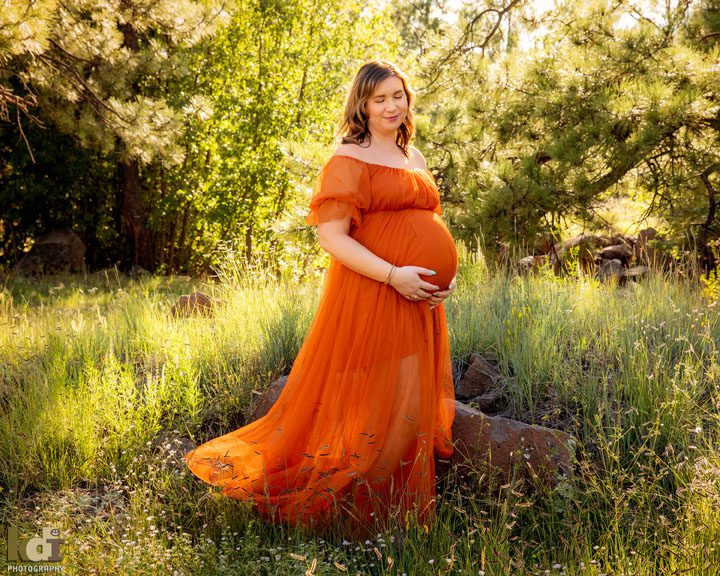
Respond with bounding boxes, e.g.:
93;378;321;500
318;230;393;284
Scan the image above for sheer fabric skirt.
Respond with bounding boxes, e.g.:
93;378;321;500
184;257;455;538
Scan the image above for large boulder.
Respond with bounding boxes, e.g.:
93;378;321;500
13;227;85;275
445;402;574;487
248;375;574;489
598;242;633;264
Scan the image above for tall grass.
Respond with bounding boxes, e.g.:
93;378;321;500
0;248;718;575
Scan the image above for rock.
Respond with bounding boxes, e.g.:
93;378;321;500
596;258;624;282
248;376;573;489
469;390;504;412
171;291;214;318
447;402;574;487
620;265;651;284
456;353;503;400
13;227;85;275
632;227;667;266
550;234;603;274
532;233;555;255
637;227;658;243
599;242;633;263
518;255;547;275
128;264;150;278
633;240;649;264
246;376;287;422
608;234;628;246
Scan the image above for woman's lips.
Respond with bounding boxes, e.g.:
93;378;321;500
385;115;399;121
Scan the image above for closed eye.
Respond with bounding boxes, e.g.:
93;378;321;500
374;92;404;102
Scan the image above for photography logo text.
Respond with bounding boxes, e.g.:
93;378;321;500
6;526;64;573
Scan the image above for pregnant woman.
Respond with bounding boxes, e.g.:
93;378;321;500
184;59;458;539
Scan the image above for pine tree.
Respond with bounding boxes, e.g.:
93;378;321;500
0;0;56;157
4;0;229;269
447;0;720;269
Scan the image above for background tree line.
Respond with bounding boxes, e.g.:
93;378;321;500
0;0;718;275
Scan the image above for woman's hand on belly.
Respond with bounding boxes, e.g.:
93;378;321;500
389;265;441;302
428;276;457;310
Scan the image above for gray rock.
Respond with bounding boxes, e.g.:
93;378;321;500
128;264;150;278
620;265;651;284
599;242;633;263
596;258;624;282
13;227;85;275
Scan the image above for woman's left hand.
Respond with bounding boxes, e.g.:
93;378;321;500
427;277;457;310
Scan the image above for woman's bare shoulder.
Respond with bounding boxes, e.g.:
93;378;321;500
409;145;427;169
331;142;369;161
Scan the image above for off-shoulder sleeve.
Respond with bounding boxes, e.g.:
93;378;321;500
305;156;371;228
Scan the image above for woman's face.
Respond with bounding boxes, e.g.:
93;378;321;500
364;75;408;136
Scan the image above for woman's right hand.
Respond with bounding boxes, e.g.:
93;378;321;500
389;266;440;301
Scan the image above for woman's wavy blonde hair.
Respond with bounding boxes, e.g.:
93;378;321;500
337;60;416;159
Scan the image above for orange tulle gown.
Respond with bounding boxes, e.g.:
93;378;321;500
184;154;458;538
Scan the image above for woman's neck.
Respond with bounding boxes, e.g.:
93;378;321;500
369;131;399;150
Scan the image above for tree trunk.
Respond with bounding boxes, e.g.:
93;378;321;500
157;167;168;269
167;209;179;272
118;158;155;270
700;163;719;275
177;201;191;272
245;222;253;262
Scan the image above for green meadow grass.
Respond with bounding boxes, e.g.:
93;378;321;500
0;247;718;575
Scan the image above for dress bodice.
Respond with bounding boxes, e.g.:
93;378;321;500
349;158;443;214
305;155;442;230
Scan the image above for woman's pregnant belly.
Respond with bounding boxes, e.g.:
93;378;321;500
354;209;458;291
